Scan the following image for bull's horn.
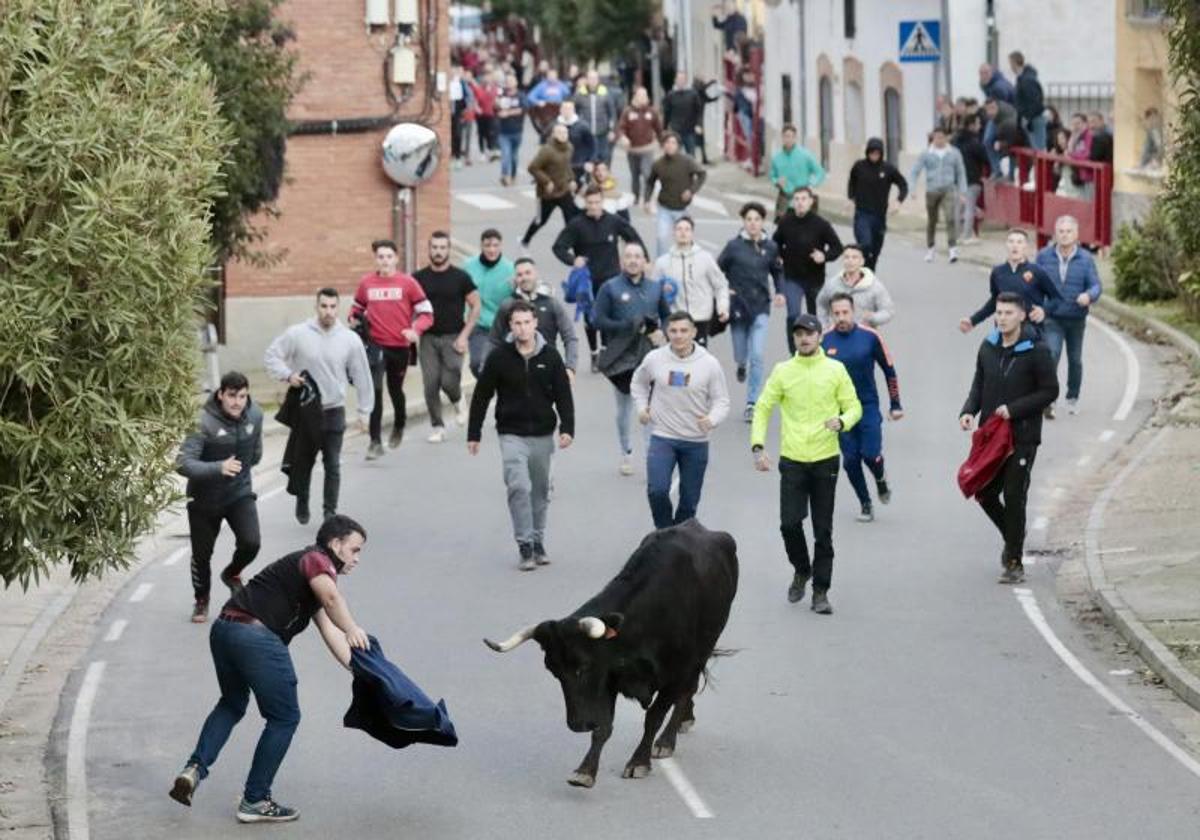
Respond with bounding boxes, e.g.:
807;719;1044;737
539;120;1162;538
484;624;538;653
578;617;607;639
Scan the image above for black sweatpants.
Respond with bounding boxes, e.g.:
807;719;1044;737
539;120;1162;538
977;444;1037;563
779;455;840;592
294;407;346;517
369;346;410;444
188;496;261;602
521;194;578;246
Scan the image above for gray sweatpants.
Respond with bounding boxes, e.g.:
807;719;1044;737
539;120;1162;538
419;333;464;428
499;433;554;547
925;188;958;248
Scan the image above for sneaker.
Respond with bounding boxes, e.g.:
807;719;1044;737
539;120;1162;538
948;247;959;263
518;543;536;572
427;427;446;444
590;351;600;374
236;797;299;824
619;454;634;476
742;404;754;423
365;441;385;460
736;364;746;383
811;590;833;614
924;248;935;263
786;572;808;604
295;498;310;525
388;426;404;449
322;508;336;521
219;566;244;595
876;477;891;504
190;599;209;624
454;401;468;426
998;559;1026;584
1043;403;1056;420
1066;398;1079;415
533;542;550;565
169;763;201;806
856;503;874;523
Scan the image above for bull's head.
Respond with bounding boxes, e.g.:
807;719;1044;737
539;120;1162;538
485;613;624;733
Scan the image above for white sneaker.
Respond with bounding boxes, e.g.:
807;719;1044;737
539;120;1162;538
948;247;959;263
924;249;935;263
1066;398;1079;415
427;427;446;443
454;401;468;426
619;454;634;476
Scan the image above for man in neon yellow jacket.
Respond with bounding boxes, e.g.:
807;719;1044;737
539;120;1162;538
751;313;862;614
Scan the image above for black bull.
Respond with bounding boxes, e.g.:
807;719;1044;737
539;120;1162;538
484;521;739;788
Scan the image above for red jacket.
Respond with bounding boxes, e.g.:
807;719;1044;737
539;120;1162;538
351;272;434;349
957;414;1014;498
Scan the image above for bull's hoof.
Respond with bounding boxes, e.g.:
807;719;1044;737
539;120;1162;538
678;718;695;734
622;762;652;779
567;772;596;788
651;743;675;759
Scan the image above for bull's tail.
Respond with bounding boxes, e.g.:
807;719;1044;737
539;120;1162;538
698;647;740;692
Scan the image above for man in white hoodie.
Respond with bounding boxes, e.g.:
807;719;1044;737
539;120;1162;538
631;311;731;528
653;216;730;345
815;244;896;328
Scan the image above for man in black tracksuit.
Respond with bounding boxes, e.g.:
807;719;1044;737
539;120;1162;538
847;138;908;270
959;292;1058;584
176;371;264;622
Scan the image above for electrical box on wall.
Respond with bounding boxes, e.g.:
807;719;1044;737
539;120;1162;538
365;0;388;25
394;0;418;25
391;47;416;84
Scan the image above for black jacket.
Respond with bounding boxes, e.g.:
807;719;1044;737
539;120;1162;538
961;327;1059;446
552;211;643;284
772;209;844;287
176;393;264;510
663;87;703;134
1013;66;1044;123
275;373;324;500
953;129;990;185
847;138;908;214
717;234;782;319
1089;128;1113;164
468;334;575;441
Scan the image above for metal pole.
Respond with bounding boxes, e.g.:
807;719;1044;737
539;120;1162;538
798;0;808;141
940;0;952;99
393;187;416;274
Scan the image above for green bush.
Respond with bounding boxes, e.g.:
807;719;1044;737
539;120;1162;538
1112;203;1183;303
0;0;227;586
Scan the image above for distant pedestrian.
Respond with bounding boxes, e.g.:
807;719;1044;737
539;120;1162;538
631;312;731;529
593;243;671;475
719;201;783;421
773;186;843;351
616;87;663;207
468;300;575;571
495;73;526;186
464;228;516;378
821;293;902;523
978;63;1015;105
960;229;1061;347
959;292;1058;584
526;67;570;107
953;115;989;243
413;231;481;443
694;75;723;166
176;372;264;623
653;215;729;345
350;239;434;459
521;122;578;249
490;257;579;378
645;132;708;256
909;127;967;263
574;69;618;165
469;71;501;161
768;124;825;221
1087;111;1113;165
711;0;748;51
1034;215;1103;415
169;515;371;823
264;289;374;523
815;244;894;328
983;97;1022;181
752;314;862;614
1008;51;1046;154
846;137;908;270
662;72;704;157
556;100;596;187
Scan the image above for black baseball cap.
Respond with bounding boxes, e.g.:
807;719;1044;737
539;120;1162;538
791;314;822;333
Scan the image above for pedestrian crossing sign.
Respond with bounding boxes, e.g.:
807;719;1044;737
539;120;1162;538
899;20;941;63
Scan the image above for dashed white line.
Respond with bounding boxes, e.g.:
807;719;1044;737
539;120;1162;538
658;757;715;818
258;484;288;503
128;583;153;603
1032;516;1048;531
162;547;188;567
67;660;106;840
1013;589;1200;780
1089;317;1140;422
454;192;517;211
1099;429;1115;443
103;620;128;643
688;195;730;217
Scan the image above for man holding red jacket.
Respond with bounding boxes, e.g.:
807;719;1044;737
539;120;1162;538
351;239;434;460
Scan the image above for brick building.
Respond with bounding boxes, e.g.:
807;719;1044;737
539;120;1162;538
219;0;451;378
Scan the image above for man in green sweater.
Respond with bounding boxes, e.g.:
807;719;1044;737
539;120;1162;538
768;124;826;221
644;132;707;257
464;228;515;377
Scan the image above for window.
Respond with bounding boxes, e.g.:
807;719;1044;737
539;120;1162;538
781;74;793;126
1126;0;1165;18
844;0;856;39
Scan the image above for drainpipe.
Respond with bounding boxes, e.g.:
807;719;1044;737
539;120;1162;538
940;0;952;99
797;0;808;142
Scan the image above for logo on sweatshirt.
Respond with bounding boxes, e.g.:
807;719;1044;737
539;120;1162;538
368;286;404;301
620;292;631;302
826;347;838;356
1022;271;1033;284
667;370;691;387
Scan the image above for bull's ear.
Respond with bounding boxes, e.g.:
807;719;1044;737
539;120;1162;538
602;612;624;633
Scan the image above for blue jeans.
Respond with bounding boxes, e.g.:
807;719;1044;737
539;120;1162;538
839;403;885;505
498;132;522;179
1042;316;1087;400
1024;114;1047;154
646;436;710;528
853;208;887;271
189;619;300;804
593;134;612;165
468;325;494;378
983;120;1007;180
656;206;689;257
780;277;818;353
730;312;770;406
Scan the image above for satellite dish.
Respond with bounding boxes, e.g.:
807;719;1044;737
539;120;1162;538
381;123;441;186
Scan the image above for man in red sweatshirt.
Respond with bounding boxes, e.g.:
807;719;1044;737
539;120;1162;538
350;239;434;459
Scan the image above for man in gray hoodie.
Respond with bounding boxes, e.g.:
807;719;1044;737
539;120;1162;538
653;215;730;345
631;311;731;528
908;127;967;263
815;244;895;328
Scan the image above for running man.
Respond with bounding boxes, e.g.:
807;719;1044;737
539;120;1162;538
820;293;902;523
960;228;1061;338
464;228;516;379
490;257;579;378
521;122;578;249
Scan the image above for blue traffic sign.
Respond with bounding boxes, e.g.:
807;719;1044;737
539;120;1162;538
899;20;941;63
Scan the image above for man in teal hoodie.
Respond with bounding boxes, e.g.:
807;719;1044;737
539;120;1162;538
464;228;515;377
769;124;826;221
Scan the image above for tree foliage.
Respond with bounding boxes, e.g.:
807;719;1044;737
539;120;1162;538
490;0;656;65
1163;0;1200;273
0;0;228;586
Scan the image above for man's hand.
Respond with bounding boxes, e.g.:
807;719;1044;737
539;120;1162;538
958;317;973;334
753;451;771;472
567;368;576;386
889;409;904;421
648;329;666;347
1029;305;1045;324
618;135;631;150
680;189;693;203
558;433;573;449
453;335;468;354
824;417;844;432
573;256;587;268
697;414;714;433
773;293;786;308
638;408;651;425
1076;292;1091;307
402;328;420;344
345;626;370;651
959;413;975;431
356;419;369;435
220;457;243;477
288;373;304;387
995;404;1011;419
718;311;730;322
467;441;480;455
809;249;826;264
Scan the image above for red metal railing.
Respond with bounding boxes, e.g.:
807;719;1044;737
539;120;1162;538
980;148;1113;248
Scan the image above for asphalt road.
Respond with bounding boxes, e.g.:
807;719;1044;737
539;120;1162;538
62;136;1200;838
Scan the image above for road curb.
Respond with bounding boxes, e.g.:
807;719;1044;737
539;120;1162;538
1093;296;1200;373
1082;425;1200;713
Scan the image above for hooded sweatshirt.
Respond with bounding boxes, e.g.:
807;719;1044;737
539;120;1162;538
528;138;574;199
961;326;1058;446
264;319;375;417
772;209;844;287
654;244;730;322
467;331;575;441
176;394;265;510
815;267;895;328
630;343;731;442
847;138;909;215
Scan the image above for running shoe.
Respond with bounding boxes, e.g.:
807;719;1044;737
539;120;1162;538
590;351;600;374
295;497;310;525
742;404;754;423
533;542;550;566
1044;403;1056;420
876;477;891;504
454;401;468;426
619;454;634;476
365;441;385;460
924;248;935;262
518;543;536;572
787;572;808;604
736;365;746;383
236;798;299;824
169;764;201;807
949;247;959;263
427;427;446;444
219;566;244;595
190;599;208;624
388;426;404;448
1066;398;1079;415
856;503;874;523
811;590;833;614
998;559;1026;584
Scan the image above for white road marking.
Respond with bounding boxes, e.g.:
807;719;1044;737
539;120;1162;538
658;757;715;818
103;620;128;643
1097;546;1137;555
1077;454;1093;468
454;192;517;211
1052;487;1065;499
688;195;729;217
67;660;106;840
1021;555;1038;566
1013;589;1200;780
1090;317;1140;422
1110;669;1135;676
128;583;153;603
1032;516;1048;531
162;547;188;567
1099;429;1115;443
258;483;288;503
721;191;767;205
520;188;537;201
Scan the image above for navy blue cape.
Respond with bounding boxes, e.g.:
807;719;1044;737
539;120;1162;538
344;636;458;749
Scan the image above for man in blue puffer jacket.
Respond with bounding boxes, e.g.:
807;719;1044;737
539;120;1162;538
1034;215;1103;416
